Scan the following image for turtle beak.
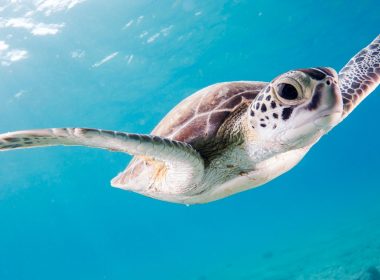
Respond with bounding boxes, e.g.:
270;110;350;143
313;68;343;130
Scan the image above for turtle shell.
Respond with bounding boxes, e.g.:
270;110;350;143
153;81;267;146
113;81;267;187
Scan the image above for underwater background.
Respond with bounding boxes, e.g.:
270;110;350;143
0;1;379;279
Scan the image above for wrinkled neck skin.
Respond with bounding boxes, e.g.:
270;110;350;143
241;113;319;165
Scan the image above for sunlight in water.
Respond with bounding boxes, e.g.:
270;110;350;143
0;1;379;279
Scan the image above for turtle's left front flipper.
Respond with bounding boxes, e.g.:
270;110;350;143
0;128;205;191
339;35;380;119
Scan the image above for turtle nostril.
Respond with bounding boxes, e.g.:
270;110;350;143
325;77;335;86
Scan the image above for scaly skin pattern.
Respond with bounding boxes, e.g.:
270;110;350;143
339;35;380;119
0;35;379;204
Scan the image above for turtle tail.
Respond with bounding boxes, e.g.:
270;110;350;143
338;34;380;119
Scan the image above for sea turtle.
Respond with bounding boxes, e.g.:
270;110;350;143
1;35;379;204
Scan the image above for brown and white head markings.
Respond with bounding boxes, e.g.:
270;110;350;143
248;67;343;149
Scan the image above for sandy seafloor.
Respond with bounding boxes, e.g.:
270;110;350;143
0;1;379;279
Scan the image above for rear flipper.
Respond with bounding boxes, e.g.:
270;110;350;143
0;128;205;195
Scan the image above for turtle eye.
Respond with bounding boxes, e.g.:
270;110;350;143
277;83;299;100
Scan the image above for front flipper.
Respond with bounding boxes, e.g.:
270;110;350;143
0;128;205;195
339;35;380;119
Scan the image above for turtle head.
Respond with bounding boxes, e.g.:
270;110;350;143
248;67;343;149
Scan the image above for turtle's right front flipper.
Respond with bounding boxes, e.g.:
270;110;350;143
339;35;380;119
0;128;205;195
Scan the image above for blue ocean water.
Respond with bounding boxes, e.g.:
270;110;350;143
0;1;379;279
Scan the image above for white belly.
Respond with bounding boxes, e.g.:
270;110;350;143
184;146;310;204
